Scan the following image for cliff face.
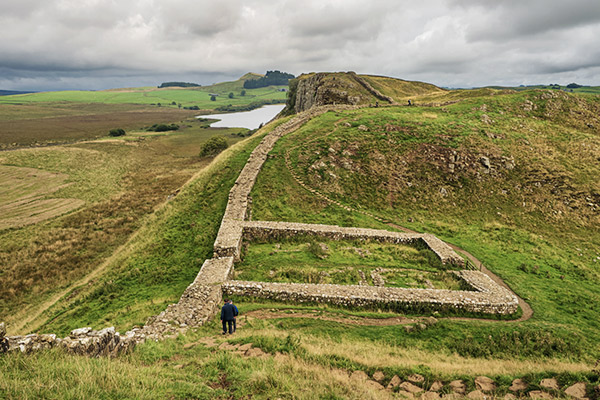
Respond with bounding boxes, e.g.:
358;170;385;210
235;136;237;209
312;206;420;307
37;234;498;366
287;72;384;113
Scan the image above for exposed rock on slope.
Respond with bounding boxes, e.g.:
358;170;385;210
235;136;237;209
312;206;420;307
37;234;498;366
286;71;443;113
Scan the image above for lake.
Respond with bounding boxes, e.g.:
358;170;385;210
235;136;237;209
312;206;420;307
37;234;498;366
196;104;286;129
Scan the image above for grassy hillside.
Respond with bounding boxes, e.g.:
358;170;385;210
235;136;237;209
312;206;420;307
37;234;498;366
250;89;600;362
2;80;600;399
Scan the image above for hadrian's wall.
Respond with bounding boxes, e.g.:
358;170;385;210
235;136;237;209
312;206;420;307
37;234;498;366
223;269;519;315
241;220;464;266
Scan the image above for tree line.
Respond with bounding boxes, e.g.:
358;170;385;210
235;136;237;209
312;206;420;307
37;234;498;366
243;71;294;89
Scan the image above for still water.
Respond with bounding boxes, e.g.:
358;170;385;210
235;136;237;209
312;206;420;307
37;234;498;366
196;104;286;129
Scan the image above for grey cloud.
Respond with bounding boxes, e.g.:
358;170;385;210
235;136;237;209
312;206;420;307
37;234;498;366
0;0;599;91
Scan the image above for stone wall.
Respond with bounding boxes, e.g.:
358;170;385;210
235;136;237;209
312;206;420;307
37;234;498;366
347;71;395;104
241;220;464;266
1;324;136;357
223;270;518;315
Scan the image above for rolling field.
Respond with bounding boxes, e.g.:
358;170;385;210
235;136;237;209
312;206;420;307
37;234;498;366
0;117;251;333
1;79;599;399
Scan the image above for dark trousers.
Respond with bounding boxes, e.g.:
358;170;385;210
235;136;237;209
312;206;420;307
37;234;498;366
222;319;233;334
233;318;237;332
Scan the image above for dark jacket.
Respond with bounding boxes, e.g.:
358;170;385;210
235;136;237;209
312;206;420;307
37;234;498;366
221;303;236;321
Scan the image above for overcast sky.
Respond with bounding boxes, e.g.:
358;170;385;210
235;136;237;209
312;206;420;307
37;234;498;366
2;0;600;91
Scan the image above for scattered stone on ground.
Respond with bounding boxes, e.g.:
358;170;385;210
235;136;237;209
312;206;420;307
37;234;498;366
504;393;517;399
350;370;369;381
396;391;414;399
238;342;253;351
540;378;559;390
364;380;385;391
408;373;425;383
399;381;424;394
372;371;385;382
467;390;486;399
245;347;266;358
173;364;184;369
387;375;401;390
218;342;236;351
528;390;553;399
429;381;444;392
564;382;587;399
509;378;528;392
475;376;496;392
449;380;466;394
441;394;462;400
421;392;441;399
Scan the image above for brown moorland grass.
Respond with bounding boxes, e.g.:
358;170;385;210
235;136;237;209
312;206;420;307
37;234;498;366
0;103;197;148
0;165;84;230
0;123;246;329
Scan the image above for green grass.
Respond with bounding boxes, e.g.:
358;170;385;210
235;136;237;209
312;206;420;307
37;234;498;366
235;235;461;289
29;120;291;336
250;90;600;362
0;86;287;109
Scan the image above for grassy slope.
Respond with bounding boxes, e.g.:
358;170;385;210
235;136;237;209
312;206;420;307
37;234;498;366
2;86;600;399
0;121;249;332
250;89;600;362
26;120;289;336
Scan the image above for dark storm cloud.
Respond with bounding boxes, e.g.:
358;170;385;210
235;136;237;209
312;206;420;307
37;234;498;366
0;0;599;91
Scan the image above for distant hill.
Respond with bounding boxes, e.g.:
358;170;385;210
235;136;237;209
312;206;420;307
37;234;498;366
0;90;35;96
243;70;294;89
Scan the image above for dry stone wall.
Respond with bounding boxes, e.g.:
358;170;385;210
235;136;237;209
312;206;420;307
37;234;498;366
241;220;464;266
223;270;518;314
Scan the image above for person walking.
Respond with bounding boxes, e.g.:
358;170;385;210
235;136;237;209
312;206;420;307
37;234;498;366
229;300;239;332
221;299;235;335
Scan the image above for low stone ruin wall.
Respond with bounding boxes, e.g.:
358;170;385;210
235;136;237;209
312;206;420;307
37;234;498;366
1;324;135;357
223;270;519;315
241;220;464;266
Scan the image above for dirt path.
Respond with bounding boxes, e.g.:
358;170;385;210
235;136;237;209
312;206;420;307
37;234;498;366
242;309;418;326
283;140;533;323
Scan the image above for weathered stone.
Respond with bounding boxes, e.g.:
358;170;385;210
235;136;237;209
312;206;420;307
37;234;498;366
396;391;414;399
529;390;553;399
564;382;587;399
449;380;466;394
408;373;425;383
504;394;517;399
467;390;486;399
387;375;402;389
372;370;385;382
245;347;266;357
430;381;444;392
509;378;528;392
540;378;560;390
399;382;424;394
364;380;385;390
422;392;441;399
350;370;369;381
238;343;253;351
475;376;496;392
441;394;461;400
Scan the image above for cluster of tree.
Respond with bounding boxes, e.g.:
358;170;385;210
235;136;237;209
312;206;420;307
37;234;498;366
146;124;179;132
199;136;228;157
566;83;583;89
215;99;285;113
182;105;200;110
158;82;201;88
243;70;294;89
109;128;126;137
